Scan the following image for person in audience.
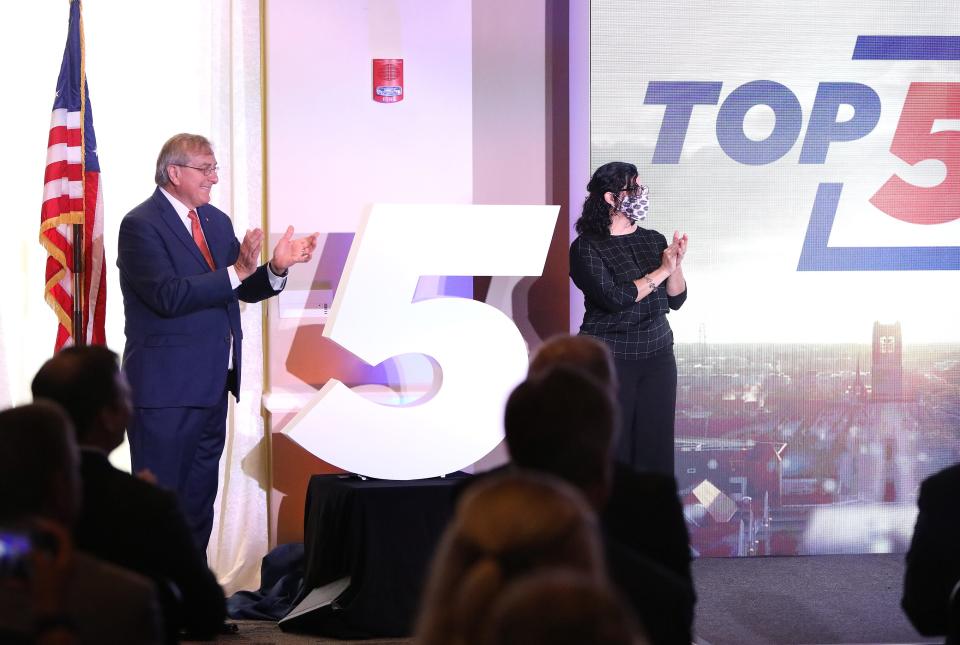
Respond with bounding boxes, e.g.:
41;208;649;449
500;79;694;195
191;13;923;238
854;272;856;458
0;402;163;644
527;335;693;588
481;570;647;645
414;472;608;645
902;461;960;643
505;365;695;644
31;346;227;641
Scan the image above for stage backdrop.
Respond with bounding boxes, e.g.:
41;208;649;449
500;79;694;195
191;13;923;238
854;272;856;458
590;0;959;555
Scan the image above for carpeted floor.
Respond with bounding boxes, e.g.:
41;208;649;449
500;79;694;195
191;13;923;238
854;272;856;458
193;554;939;644
691;553;936;645
184;621;410;645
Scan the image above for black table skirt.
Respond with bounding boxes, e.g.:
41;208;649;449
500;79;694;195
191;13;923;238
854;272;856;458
297;474;466;637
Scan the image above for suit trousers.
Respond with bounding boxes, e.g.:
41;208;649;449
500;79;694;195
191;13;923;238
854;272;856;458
613;351;678;476
128;381;230;552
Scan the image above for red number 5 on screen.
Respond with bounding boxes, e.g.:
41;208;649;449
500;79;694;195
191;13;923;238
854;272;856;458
870;82;960;225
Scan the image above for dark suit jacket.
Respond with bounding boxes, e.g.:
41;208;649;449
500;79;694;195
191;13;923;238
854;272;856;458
117;188;279;407
602;463;693;588
0;550;163;645
73;449;226;639
903;462;960;639
605;538;695;645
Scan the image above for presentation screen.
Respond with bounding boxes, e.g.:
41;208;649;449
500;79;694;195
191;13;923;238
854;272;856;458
590;1;959;555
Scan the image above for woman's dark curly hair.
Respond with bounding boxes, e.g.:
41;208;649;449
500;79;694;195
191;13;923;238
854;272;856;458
574;161;638;237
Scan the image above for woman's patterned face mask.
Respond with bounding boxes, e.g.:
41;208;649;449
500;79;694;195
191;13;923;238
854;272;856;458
619;184;649;222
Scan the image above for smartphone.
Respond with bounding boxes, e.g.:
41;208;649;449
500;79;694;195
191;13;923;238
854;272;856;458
0;530;32;579
0;528;60;580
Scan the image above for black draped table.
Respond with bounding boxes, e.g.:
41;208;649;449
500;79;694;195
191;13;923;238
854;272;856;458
288;473;466;637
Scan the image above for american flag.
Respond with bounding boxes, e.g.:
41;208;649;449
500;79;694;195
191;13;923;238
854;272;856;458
40;0;106;350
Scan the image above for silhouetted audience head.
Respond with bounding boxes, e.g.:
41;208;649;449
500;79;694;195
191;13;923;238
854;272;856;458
951;585;960;645
32;346;132;452
504;366;617;508
0;404;166;644
529;334;616;390
481;570;647;645
32;348;226;642
415;472;606;645
0;402;80;527
902;462;960;643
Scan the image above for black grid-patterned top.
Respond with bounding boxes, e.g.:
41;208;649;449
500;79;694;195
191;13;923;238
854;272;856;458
569;227;687;360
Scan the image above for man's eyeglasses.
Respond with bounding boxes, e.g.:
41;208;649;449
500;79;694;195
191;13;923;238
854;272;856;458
174;163;220;177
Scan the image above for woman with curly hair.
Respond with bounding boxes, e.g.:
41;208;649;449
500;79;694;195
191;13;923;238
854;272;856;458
569;161;688;476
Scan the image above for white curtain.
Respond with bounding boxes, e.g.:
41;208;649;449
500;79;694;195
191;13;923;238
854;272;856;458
207;0;271;596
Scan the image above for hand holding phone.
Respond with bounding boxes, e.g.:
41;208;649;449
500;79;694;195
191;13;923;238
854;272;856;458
27;519;73;618
0;529;33;580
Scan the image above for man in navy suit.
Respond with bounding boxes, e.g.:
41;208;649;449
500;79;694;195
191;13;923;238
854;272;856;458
117;133;317;551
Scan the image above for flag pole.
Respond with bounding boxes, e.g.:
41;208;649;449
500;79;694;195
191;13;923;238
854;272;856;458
72;225;84;346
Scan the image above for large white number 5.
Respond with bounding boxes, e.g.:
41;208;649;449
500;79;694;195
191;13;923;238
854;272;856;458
282;204;559;479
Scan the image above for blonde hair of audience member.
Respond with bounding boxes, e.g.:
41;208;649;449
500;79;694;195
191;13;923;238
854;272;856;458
529;334;617;390
481;570;648;645
414;472;606;645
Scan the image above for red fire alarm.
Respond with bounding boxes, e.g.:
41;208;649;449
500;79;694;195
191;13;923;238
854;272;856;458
372;59;403;103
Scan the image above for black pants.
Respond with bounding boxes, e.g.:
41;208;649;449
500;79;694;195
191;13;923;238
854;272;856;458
613;351;677;476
